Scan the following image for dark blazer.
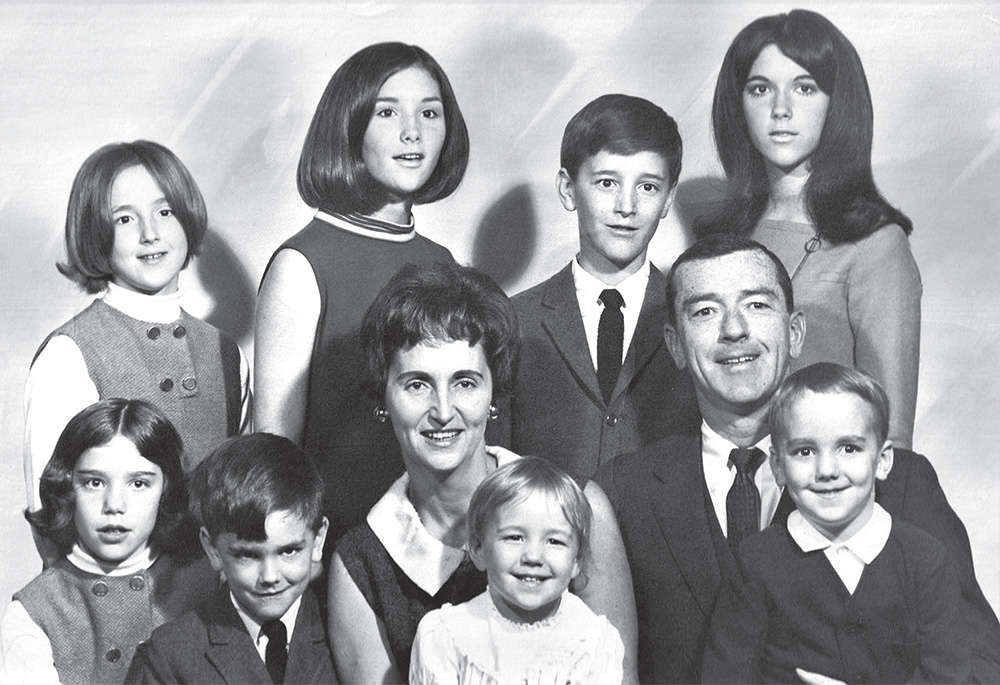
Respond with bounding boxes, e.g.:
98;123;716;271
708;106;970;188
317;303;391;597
596;434;1000;684
125;586;336;684
492;263;699;477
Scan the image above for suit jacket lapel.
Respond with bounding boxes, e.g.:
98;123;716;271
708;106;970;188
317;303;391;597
205;592;272;685
612;265;667;403
650;435;723;618
540;263;604;405
285;590;333;684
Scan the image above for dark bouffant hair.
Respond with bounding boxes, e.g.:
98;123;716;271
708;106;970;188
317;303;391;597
361;261;520;400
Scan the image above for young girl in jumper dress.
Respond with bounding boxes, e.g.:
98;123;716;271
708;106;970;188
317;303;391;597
1;399;215;684
25;141;250;564
409;457;624;685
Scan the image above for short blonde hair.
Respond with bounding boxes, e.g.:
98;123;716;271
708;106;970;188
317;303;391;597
769;362;890;444
467;457;592;587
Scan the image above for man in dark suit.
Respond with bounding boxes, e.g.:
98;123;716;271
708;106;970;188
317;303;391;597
597;233;1000;683
493;94;699;478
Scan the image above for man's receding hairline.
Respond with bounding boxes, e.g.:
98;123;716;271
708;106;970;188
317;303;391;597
672;247;781;287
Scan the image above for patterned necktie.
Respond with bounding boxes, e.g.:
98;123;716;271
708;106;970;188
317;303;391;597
261;618;287;684
726;446;766;554
597;288;625;403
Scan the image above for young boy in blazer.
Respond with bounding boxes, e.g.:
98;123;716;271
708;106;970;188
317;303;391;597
497;94;699;477
126;433;336;684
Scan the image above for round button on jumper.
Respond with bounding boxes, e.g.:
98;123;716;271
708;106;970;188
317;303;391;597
181;377;197;391
173;324;186;338
605;414;619;427
160;378;174;392
105;648;121;663
146;326;161;340
92;581;108;597
129;575;145;590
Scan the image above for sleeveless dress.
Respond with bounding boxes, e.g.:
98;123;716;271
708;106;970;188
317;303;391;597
262;210;454;547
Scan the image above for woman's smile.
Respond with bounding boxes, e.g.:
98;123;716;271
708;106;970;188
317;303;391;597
384;338;493;475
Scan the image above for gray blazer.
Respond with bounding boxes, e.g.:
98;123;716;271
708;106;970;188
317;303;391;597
491;262;699;477
125;586;336;684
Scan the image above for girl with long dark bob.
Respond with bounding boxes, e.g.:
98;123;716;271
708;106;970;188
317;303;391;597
706;9;920;448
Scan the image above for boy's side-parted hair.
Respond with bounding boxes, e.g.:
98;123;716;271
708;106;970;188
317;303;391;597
707;9;911;244
297;41;470;216
467;456;593;586
769;362;891;444
26;398;191;556
58;140;208;294
664;233;794;326
362;261;520;400
194;433;325;541
560;93;682;188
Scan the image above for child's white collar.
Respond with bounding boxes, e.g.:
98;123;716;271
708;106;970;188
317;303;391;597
788;503;892;562
231;592;301;650
102;282;183;323
67;542;157;576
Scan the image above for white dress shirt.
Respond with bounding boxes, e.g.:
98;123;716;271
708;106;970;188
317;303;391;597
232;594;301;663
701;421;782;537
572;258;652;371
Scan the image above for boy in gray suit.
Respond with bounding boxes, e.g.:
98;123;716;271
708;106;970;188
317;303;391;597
127;433;335;684
495;94;699;477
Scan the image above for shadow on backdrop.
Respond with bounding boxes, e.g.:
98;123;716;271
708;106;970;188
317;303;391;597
471;183;538;291
674;175;731;242
193;229;256;340
459;28;572;291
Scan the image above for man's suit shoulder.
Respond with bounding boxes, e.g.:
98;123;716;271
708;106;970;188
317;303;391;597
598;433;700;496
878;448;941;503
887;447;936;478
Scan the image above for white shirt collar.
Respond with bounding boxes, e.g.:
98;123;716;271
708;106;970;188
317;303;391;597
231;593;301;657
366;473;468;596
571;257;651;309
571;258;652;371
701;420;773;480
787;502;892;564
67;542;157;576
102;281;182;323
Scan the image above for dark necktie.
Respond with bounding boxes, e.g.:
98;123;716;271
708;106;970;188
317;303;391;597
726;446;766;554
261;619;287;684
597;288;625;403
